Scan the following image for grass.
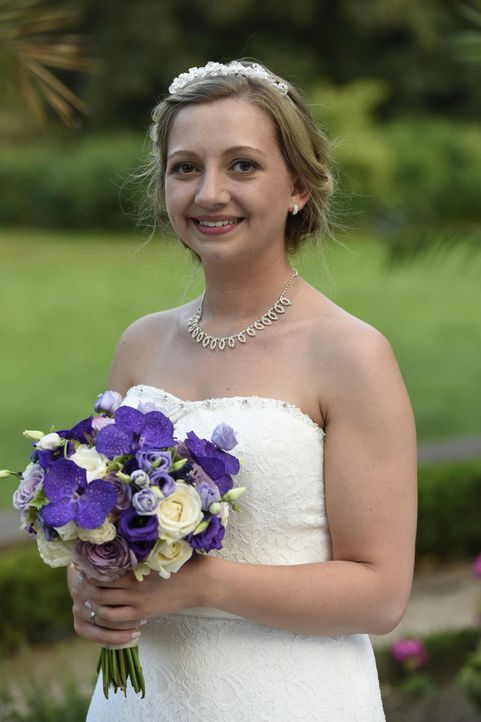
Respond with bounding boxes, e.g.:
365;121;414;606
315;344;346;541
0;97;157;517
1;227;480;506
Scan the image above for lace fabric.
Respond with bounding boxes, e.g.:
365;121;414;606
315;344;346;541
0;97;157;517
86;384;385;721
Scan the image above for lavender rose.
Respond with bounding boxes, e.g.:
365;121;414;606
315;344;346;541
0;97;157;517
108;476;132;510
73;537;134;582
13;463;44;510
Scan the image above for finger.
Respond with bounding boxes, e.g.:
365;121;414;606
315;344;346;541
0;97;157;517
74;612;142;646
93;604;145;630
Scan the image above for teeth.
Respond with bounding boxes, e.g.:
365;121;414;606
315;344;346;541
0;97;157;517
197;219;239;227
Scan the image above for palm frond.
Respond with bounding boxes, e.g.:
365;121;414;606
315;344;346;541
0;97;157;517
0;0;99;135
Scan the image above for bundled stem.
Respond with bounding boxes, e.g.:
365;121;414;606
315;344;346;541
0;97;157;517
97;645;145;699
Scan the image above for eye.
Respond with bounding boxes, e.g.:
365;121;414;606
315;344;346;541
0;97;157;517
231;159;258;173
170;162;197;175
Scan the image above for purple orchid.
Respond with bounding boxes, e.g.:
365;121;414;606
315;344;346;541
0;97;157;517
188;515;225;552
40;458;117;529
183;431;240;495
31;416;95;470
95;406;175;459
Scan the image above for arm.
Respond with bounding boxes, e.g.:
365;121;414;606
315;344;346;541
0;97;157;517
199;328;417;635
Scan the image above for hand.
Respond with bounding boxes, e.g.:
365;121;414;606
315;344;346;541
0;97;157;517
68;554;212;646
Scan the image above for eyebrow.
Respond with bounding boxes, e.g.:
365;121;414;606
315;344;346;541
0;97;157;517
167;145;268;160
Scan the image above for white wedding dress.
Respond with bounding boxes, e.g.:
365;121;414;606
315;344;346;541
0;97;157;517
87;384;385;721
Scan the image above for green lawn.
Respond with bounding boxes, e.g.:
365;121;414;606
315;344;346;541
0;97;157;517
1;228;480;506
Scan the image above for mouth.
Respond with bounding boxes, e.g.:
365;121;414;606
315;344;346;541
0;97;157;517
191;216;244;235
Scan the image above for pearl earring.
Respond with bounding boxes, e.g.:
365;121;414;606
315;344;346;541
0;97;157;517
291;204;299;216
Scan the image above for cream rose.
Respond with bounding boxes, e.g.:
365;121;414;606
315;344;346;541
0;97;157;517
146;539;193;579
37;536;74;568
157;482;203;541
70;445;109;482
77;519;116;543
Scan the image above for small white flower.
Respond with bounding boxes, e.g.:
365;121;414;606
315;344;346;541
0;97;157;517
23;430;45;441
70;445;109;482
35;432;65;450
0;470;13;478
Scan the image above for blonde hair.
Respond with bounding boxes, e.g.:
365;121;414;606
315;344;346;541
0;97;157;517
144;60;334;254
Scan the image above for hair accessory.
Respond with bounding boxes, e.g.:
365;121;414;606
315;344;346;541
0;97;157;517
291;204;299;215
187;270;298;351
169;61;289;96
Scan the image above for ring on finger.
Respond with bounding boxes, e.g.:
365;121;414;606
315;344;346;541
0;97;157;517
90;609;96;625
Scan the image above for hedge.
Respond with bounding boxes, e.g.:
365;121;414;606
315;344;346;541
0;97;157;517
417;459;481;560
1;119;481;238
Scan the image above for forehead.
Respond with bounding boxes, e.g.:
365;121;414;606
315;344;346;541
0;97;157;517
167;97;279;155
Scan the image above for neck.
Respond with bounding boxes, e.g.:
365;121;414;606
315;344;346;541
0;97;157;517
200;256;295;325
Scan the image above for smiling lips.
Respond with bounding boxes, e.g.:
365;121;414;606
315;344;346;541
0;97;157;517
192;216;243;235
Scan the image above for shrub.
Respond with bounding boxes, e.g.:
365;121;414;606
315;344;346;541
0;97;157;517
0;134;145;231
417;460;481;560
0;679;89;722
0;545;73;656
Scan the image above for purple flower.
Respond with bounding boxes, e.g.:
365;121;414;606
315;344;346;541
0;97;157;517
472;553;481;578
73;537;134;582
189;515;225;553
391;639;428;669
94;390;123;415
136;450;172;473
13;463;44;510
130;470;150;488
183;431;240;495
40;458;117;529
108;476;133;510
132;488;159;515
95;406;175;459
211;423;238;451
149;469;176;496
189;465;221;510
118;507;159;560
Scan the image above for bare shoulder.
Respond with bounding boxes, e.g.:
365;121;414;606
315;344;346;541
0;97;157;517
106;302;195;395
306;292;411;429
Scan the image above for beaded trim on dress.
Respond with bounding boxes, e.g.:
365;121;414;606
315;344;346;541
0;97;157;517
124;384;325;438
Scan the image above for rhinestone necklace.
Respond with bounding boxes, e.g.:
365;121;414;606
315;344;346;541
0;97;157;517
187;270;298;351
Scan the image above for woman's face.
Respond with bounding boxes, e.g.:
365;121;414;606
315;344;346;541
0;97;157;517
164;97;303;266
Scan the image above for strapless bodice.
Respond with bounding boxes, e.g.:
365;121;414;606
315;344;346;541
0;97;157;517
122;384;332;567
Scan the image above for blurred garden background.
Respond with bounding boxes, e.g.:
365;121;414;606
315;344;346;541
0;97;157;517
1;0;481;719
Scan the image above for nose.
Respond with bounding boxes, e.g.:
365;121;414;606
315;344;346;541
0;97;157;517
194;167;230;208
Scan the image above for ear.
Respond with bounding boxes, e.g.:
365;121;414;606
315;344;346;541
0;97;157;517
289;175;310;212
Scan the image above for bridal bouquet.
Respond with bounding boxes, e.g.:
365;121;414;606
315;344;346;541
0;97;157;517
1;391;244;699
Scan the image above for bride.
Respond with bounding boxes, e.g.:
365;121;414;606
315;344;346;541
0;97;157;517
69;60;417;721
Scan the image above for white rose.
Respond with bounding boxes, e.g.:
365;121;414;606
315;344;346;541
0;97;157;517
55;521;79;541
37;536;74;568
70;445;109;482
157;482;203;541
36;432;65;451
146;539;193;579
77;520;117;543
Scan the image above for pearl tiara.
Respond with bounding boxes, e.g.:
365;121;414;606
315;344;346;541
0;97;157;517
168;61;289;96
